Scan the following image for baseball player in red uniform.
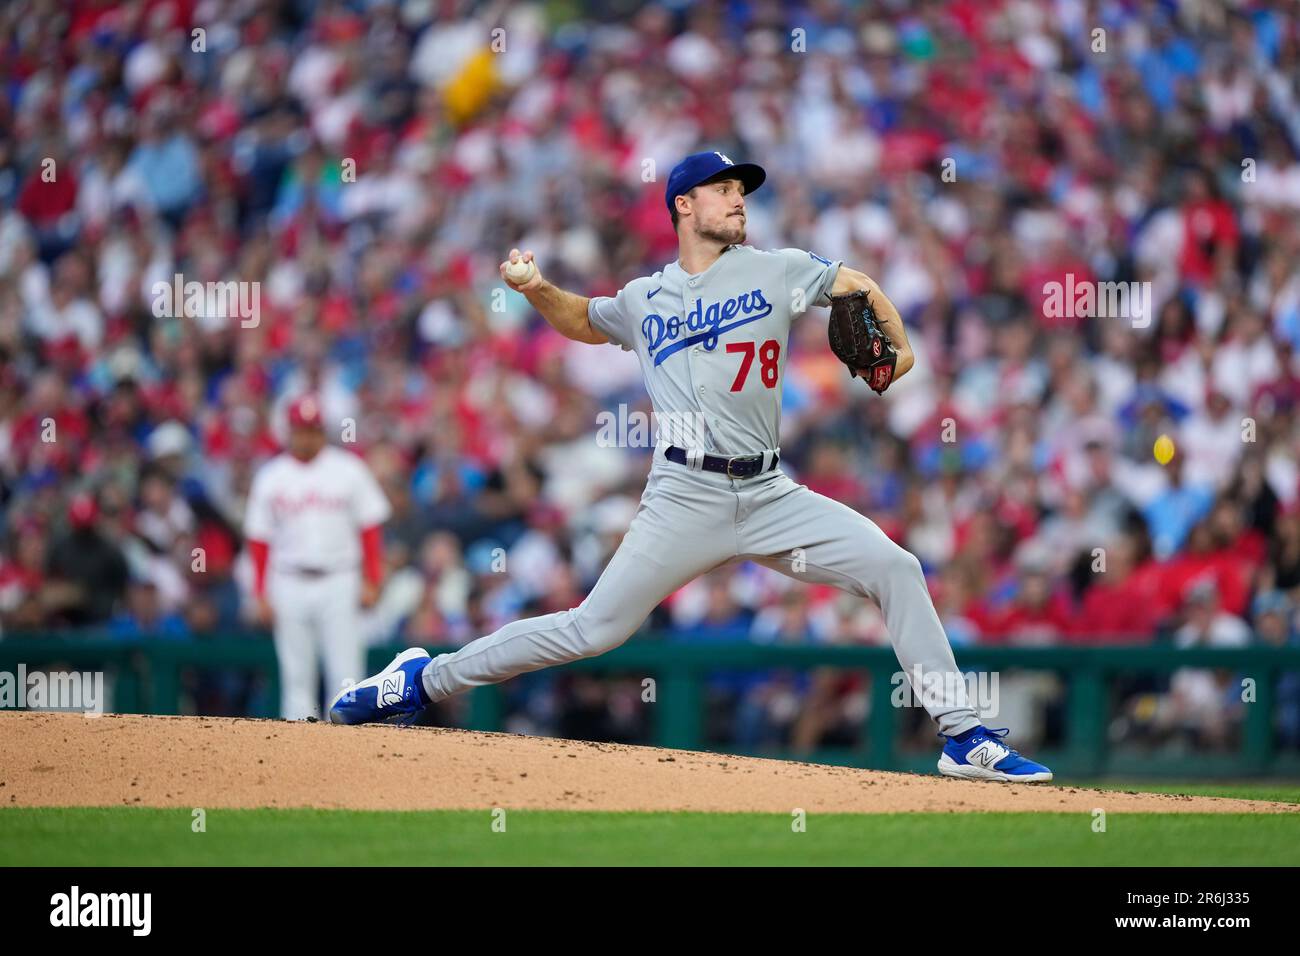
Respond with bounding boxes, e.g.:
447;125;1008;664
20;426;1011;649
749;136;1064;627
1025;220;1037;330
244;395;392;719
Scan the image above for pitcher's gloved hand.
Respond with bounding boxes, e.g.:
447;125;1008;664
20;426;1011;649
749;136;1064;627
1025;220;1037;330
827;289;898;394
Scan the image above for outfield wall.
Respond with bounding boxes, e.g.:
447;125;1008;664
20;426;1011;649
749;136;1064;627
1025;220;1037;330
1;634;1298;778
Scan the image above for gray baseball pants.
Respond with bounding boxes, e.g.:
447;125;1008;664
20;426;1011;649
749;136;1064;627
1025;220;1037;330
421;446;981;737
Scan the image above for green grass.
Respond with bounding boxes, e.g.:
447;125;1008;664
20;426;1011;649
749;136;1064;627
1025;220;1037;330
1075;780;1300;804
2;806;1298;865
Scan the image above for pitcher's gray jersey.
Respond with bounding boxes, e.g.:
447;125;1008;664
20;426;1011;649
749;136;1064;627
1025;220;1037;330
588;245;842;454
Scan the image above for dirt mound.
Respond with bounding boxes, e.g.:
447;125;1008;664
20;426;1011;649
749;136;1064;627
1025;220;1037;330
1;712;1293;814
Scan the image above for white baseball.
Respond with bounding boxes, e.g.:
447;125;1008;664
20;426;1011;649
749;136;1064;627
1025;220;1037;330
505;258;536;284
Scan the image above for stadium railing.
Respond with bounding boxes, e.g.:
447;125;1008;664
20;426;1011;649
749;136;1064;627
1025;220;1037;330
1;634;1298;778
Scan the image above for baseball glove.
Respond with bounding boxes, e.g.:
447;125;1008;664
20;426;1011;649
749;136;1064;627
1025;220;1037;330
827;289;898;394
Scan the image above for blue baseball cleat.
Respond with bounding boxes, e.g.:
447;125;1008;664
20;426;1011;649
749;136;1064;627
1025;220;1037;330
328;647;432;726
937;726;1054;783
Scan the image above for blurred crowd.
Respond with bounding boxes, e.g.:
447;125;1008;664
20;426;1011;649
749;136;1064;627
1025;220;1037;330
2;0;1299;751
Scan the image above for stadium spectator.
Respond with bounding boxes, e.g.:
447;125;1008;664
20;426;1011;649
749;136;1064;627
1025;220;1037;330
44;492;129;627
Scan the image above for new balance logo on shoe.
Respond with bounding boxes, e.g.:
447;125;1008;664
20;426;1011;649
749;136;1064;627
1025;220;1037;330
967;742;1007;769
380;673;405;707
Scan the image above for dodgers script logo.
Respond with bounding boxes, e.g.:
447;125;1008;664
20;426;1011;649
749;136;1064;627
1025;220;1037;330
642;289;773;366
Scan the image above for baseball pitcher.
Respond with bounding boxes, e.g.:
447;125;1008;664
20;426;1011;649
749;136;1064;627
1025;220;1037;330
245;395;392;720
330;152;1052;782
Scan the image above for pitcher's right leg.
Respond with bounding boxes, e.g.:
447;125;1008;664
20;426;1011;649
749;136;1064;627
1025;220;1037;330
329;463;735;724
421;533;717;701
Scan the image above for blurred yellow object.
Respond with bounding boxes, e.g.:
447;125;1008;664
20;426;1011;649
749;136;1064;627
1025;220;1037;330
443;48;500;126
1153;434;1175;466
1133;694;1159;722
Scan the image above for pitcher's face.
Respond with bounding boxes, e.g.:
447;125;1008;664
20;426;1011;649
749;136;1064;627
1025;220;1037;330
683;178;747;245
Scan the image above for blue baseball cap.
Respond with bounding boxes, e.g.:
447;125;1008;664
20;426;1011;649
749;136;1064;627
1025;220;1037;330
665;150;766;214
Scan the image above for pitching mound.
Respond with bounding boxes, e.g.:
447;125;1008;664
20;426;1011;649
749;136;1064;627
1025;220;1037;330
1;712;1293;814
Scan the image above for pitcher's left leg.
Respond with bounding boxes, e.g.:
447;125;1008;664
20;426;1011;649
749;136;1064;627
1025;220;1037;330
739;476;1052;781
740;478;979;736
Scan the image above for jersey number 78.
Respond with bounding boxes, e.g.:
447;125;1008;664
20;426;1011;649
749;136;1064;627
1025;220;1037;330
727;339;781;391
